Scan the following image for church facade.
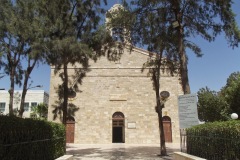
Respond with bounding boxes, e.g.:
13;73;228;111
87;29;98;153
48;46;183;144
48;4;183;144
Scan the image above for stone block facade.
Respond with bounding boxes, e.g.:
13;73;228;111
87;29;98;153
48;47;183;144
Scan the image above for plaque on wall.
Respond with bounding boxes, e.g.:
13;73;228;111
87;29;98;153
109;94;127;101
127;122;136;129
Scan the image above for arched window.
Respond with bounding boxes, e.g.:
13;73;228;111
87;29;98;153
112;111;124;119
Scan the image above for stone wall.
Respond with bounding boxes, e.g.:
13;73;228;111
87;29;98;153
48;47;183;143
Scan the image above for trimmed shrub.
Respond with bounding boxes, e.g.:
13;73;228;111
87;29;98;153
0;116;65;160
186;120;240;159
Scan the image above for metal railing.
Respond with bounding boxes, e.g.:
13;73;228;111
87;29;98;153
180;131;240;160
0;133;65;160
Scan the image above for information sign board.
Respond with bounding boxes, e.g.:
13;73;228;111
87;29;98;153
178;94;199;129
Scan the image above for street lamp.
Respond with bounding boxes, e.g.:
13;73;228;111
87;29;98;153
68;88;77;100
160;91;170;100
160;91;170;108
155;91;170;112
27;85;43;90
231;113;238;120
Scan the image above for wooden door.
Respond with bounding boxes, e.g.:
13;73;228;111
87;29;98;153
162;116;172;142
66;120;75;143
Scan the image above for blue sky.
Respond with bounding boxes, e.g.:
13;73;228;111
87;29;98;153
187;0;240;93
1;0;240;94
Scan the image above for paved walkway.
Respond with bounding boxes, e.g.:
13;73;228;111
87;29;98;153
66;143;180;160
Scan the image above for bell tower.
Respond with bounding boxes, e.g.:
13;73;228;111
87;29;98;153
106;4;129;43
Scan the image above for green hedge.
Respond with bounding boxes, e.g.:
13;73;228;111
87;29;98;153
186;120;240;159
0;116;65;160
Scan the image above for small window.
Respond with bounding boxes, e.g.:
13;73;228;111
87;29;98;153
24;103;29;111
31;102;37;111
0;103;6;112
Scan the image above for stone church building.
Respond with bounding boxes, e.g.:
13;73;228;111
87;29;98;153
48;4;183;144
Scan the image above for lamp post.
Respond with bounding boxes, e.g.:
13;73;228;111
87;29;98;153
231;113;238;120
160;91;170;108
27;85;43;90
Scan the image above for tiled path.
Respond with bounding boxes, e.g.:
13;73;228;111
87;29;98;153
66;143;180;160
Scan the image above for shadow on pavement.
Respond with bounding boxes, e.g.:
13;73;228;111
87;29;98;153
66;144;180;160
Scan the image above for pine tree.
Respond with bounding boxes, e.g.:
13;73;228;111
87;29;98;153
130;0;240;94
109;0;240;156
36;0;120;125
0;0;44;116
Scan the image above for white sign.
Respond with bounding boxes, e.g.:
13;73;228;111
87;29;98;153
178;94;199;129
127;122;136;129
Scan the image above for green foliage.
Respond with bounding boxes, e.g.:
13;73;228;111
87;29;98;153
198;72;240;122
37;0;110;68
197;87;230;122
221;71;240;117
48;121;66;159
37;0;123;124
114;0;240;94
0;0;45;81
186;120;240;159
0;0;125;120
0;0;47;116
0;116;65;160
31;103;48;119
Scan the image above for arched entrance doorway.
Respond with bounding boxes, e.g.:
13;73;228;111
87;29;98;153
112;112;125;143
66;117;75;143
162;116;172;142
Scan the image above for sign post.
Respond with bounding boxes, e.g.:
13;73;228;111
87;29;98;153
178;94;199;152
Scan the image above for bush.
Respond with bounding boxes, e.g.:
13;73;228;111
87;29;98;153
186;120;240;159
0;116;65;160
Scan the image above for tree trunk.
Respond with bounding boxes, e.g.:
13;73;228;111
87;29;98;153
62;63;69;125
158;108;166;155
19;72;29;117
156;85;166;156
8;67;15;116
8;60;16;116
178;25;191;94
153;54;167;156
19;59;37;117
173;0;191;94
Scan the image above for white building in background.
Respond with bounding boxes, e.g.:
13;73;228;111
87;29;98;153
0;90;49;118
